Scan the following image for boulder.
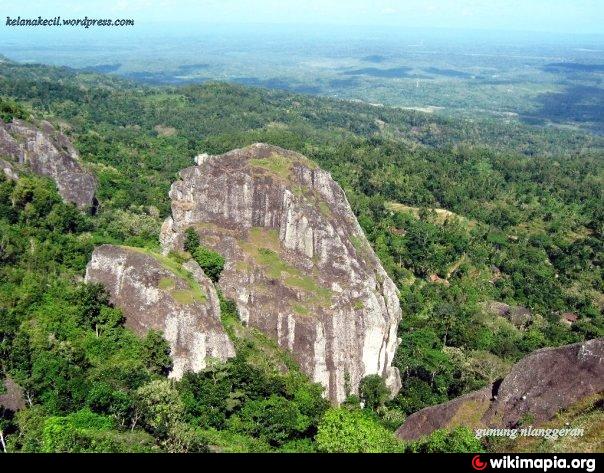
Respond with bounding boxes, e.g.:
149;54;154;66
161;143;402;402
483;301;531;328
85;244;235;379
396;338;604;441
507;306;531;327
0;377;26;412
484;300;511;317
561;312;578;327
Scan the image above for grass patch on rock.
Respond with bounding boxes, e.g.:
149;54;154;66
158;277;175;290
122;245;206;304
249;153;293;180
240;227;332;307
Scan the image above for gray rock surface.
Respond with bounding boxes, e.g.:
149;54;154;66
397;387;493;441
85;244;235;378
0;119;96;209
396;338;604;441
161;143;402;402
0;377;26;412
483;301;531;328
0;158;18;180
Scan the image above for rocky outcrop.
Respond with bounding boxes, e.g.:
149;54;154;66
160;143;402;402
85;245;235;378
0;158;18;181
0;119;96;209
0;377;25;412
483;301;531;328
396;338;604;441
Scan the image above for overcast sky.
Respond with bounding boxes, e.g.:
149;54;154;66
1;0;603;35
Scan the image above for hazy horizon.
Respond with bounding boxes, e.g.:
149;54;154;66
1;0;602;135
1;0;603;35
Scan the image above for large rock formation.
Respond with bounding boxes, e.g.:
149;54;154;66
0;119;96;209
85;245;235;378
160;143;402;402
396;338;604;441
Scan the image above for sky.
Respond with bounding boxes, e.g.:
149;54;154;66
1;0;603;35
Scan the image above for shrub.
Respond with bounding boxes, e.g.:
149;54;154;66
359;374;389;410
184;227;200;253
0;98;27;122
409;426;484;453
315;408;403;453
193;245;225;282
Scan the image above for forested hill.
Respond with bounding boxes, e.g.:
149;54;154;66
0;57;602;452
0;57;601;156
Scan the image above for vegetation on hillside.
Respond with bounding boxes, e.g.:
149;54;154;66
0;59;601;452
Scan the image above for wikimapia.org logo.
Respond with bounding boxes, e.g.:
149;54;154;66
472;455;488;470
471;455;597;472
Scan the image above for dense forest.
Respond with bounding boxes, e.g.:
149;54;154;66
0;58;602;452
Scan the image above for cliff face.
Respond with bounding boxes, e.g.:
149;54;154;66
396;338;604;441
160;143;402;402
85;245;235;378
0;119;96;209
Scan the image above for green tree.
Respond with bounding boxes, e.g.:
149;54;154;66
134;379;184;439
359;374;389;410
72;283;117;336
179;366;232;429
228;395;304;447
0;97;27;122
315;408;403;453
193;246;225;283
141;330;172;376
184;227;200;253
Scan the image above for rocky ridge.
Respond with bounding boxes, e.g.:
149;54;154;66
0;118;96;209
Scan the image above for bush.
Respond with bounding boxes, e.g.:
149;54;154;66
409;426;484;453
193;245;225;283
228;395;305;447
315;408;403;453
359;374;389;410
184;226;225;282
184;227;200;253
0;97;27;122
40;409;155;453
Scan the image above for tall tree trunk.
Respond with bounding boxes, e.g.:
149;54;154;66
0;431;7;453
